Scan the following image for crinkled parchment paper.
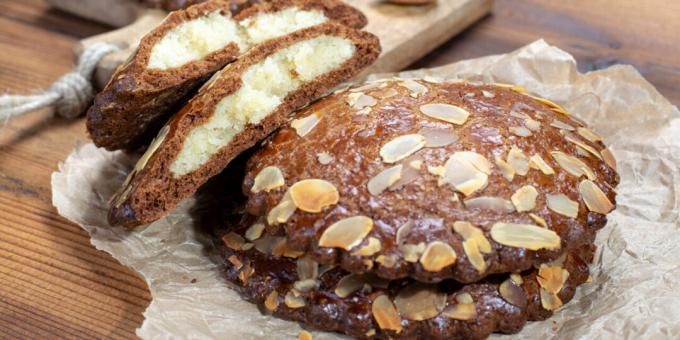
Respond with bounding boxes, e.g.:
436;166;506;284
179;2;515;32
52;40;680;339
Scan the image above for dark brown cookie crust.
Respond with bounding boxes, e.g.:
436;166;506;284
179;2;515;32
86;0;368;151
108;23;381;228
211;213;594;340
242;80;619;284
140;0;257;14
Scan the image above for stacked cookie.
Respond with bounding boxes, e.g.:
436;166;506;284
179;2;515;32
211;79;619;338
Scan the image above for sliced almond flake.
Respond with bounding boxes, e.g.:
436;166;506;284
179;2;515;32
376;254;398;268
253;235;280;254
579;179;615;214
335;274;366;298
511;185;539;212
419;127;459;147
394;283;447;321
601;148;617;170
510;273;524;285
540;288;563;311
442;303;476;320
456;292;474;304
490;223;561;250
574;145;590;158
272;238;305;258
346;92;377;109
227;255;243;269
509;126;533;137
251;166;285;193
464;92;475;98
298;330;312;340
372;295;402;333
537;264;570;294
507;146;530;176
529;154;555;175
442;152;491;196
289;179;339;213
264;291;279;311
530;95;568;114
368;165;402;195
529;213;548;228
285;291;306;308
495;83;529;94
400;242;426;263
499;278;527;307
222;232;245;250
423;76;444;83
245;223;265;241
290;112;321;138
293;279;318;293
267;189;296;225
577;127;603;143
395;221;414;245
241;243;254;251
509;110;530;119
375;88;399;99
565;134;603;160
399;79;428;97
238;263;254;284
319;216;373;250
380;134;426;163
464;196;515;213
495;155;516;181
356;107;372;115
550;119;575;131
350;82;382;92
317;152;334;165
366;329;376;337
525;118;541;131
453;221;492;253
351;237;382;256
462;238;487;273
296;256;319;280
482;90;495;98
551;151;597;180
419;103;470;125
427;165;445;177
419;241;457;272
546;194;579;218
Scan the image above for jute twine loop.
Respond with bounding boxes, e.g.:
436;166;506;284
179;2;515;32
0;42;120;121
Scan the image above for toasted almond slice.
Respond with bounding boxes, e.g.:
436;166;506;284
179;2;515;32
409;159;423;169
223;232;245;250
289;179;339;213
457;292;474;304
525;118;541;131
264;290;279;311
351;237;382;256
291;112;321;138
442;152;491;196
577;127;603;143
529;154;555;175
537;264;570;294
546;194;579;218
368;165;402;195
372;295;402;332
499;278;527;308
319;216;373;250
251;166;285;193
396;221;414;245
529;213;548;228
550;119;575;131
453;221;492;253
462;238;487;273
244;222;265;241
375;254;397;268
495;155;515;181
579;180;615;214
347;92;377;109
298;330;312;340
464;196;515;213
285;291;306;309
419;127;459;147
267;197;296;225
490;223;561;250
507;146;529;176
350;82;383;92
394;283;447;321
442;303;476;320
335;274;365;298
511;185;539;212
272;238;305;258
419;103;470;125
510;273;524;285
551;151;596;180
380;134;427;163
293;279;318;293
296;256;319;281
419;241;457;272
400;79;428;97
227;255;243;269
510;126;532;137
482;90;495;98
400;243;426;263
317;152;334;165
601;148;617;170
540;288;563;310
565;134;603;160
531;96;568;114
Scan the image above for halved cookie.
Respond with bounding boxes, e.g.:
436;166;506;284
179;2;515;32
240;79;619;284
86;0;367;150
211;211;594;339
108;23;381;228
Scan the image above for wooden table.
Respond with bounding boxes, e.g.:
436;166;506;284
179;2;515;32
0;0;678;338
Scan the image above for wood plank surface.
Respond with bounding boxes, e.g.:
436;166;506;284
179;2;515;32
0;0;678;338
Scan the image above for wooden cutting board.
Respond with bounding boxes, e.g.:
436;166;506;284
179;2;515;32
47;0;492;88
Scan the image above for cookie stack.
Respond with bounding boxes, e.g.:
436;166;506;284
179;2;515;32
212;79;619;339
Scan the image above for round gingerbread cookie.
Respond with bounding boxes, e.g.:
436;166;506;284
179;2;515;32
242;78;618;283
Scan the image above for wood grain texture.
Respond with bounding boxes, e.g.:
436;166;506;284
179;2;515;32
0;0;678;338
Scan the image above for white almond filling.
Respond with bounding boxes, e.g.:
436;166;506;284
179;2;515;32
170;36;356;176
147;8;328;70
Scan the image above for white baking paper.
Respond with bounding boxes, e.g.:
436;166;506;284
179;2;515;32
52;40;680;339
